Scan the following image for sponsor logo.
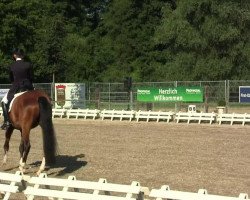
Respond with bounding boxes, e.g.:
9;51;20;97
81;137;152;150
240;93;250;97
137;89;150;95
186;88;201;94
56;85;66;107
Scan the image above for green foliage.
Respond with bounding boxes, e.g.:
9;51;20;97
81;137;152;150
217;99;226;107
0;0;249;83
90;0;169;82
153;0;250;81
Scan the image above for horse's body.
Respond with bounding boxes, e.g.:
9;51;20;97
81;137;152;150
3;89;57;175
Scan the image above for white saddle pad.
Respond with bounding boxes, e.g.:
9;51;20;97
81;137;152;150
9;91;27;111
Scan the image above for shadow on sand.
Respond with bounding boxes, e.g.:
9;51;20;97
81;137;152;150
20;154;88;176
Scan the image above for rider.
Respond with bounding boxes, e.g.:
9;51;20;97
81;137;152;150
1;48;34;130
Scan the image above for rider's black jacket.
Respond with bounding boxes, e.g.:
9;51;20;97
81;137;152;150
7;60;34;102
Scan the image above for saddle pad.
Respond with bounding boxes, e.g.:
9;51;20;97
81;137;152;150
9;91;27;112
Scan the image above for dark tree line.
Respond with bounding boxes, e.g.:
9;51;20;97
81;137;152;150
0;0;249;83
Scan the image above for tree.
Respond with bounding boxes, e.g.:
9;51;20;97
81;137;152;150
57;0;110;82
0;0;109;83
152;0;250;81
0;0;249;83
86;0;171;82
0;0;65;82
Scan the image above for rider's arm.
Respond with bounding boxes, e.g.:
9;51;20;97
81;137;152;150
28;64;34;82
9;71;14;83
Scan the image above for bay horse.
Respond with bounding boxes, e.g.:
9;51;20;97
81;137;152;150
2;89;57;175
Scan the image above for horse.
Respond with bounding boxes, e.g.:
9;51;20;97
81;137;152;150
2;89;57;175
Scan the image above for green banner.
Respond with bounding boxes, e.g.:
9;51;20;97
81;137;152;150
137;87;203;102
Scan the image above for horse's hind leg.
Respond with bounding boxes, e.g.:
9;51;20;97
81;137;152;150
36;157;45;176
19;129;31;173
3;126;14;164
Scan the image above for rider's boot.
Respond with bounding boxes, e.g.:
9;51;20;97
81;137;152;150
1;102;11;130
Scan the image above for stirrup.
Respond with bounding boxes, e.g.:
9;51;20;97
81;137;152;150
1;122;10;130
1;123;7;130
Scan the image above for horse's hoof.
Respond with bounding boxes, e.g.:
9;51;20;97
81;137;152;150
36;170;41;176
19;166;26;173
3;155;7;164
2;160;7;166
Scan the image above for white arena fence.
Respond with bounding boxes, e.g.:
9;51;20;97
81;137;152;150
100;109;135;121
0;106;249;125
52;108;250;126
0;171;248;200
149;185;248;200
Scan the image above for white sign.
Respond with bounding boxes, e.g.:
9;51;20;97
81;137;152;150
0;89;9;98
239;86;250;103
55;83;85;108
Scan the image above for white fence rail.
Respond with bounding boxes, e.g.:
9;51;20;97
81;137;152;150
150;185;248;200
217;113;250;125
100;109;135;121
67;109;100;120
175;112;216;124
24;173;149;200
135;110;174;122
0;171;28;200
0;171;248;200
52;108;67;118
51;108;250;126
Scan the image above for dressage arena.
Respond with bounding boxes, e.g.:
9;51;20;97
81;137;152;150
0;118;249;199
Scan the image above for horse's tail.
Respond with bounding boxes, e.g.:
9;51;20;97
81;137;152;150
38;96;57;165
